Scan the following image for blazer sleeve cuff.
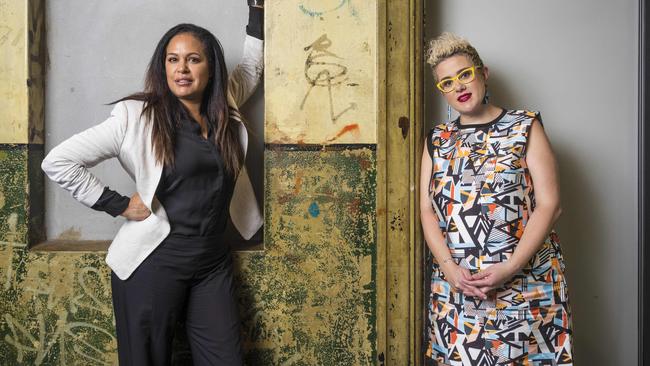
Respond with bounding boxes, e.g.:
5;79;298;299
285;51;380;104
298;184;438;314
243;35;264;72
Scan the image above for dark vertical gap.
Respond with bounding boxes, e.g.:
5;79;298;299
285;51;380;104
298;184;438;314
640;0;649;364
28;146;46;246
421;5;427;366
421;3;436;365
27;1;47;248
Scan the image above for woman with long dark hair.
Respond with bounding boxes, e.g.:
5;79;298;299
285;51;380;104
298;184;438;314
42;3;264;365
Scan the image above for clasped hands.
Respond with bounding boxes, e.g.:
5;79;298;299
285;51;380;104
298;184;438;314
440;260;518;300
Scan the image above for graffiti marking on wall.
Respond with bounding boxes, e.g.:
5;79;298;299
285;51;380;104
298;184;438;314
1;212;25;290
72;267;113;315
326;123;360;142
298;0;349;17
300;34;357;124
4;313;116;365
2;261;116;365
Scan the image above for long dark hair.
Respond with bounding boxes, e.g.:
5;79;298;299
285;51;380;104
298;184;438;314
114;23;242;176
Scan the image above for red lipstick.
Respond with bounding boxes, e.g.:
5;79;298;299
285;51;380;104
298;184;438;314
457;93;471;103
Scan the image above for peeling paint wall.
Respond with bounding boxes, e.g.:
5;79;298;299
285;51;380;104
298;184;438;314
254;0;380;363
235;149;377;365
0;146;117;365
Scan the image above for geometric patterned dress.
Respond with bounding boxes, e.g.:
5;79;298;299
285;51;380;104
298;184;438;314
424;110;573;365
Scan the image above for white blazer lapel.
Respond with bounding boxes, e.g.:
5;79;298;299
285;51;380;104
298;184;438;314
228;90;262;240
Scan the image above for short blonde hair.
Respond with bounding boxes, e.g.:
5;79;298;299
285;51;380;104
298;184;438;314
426;32;484;82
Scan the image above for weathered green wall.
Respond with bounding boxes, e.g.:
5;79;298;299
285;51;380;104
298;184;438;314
0;147;377;365
237;149;376;365
0;146;117;365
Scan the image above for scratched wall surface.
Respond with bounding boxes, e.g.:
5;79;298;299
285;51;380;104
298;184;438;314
0;147;377;365
0;146;118;365
266;0;377;144
243;0;381;361
235;149;377;365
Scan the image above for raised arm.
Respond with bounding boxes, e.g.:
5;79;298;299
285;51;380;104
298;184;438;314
228;4;264;107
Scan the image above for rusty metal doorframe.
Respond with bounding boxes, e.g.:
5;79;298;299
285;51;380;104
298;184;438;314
377;0;424;364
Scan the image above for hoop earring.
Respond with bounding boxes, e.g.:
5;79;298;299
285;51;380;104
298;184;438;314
482;88;490;104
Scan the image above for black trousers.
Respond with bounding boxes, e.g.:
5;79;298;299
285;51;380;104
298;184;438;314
111;235;242;366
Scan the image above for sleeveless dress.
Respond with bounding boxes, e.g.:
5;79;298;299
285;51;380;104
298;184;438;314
425;110;573;365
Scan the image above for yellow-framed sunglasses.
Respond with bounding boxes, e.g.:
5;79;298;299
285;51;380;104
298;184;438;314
436;65;482;93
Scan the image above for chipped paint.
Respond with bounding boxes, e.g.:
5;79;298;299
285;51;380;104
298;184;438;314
233;149;377;365
0;131;380;366
0;146;118;364
1;253;117;364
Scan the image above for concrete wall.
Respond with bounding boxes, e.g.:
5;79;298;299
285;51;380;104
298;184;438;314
424;1;639;364
44;0;264;240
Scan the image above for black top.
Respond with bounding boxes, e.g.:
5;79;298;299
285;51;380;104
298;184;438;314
92;118;234;237
156;118;234;236
247;6;264;40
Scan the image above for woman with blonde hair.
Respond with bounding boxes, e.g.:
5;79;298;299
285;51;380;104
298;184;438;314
420;32;573;365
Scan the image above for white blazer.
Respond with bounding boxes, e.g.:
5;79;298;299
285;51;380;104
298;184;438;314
42;36;264;280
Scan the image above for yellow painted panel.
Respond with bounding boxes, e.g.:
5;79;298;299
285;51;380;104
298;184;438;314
0;0;27;144
265;0;377;144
